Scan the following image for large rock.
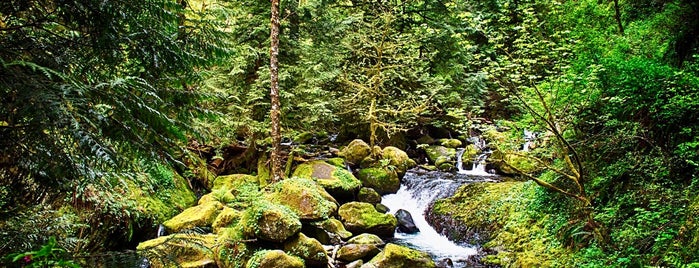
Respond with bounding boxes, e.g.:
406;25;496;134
283;233;328;267
340;139;372;165
338;233;385;262
356;168;400;195
241;200;302;243
489;150;539;175
212;206;242;233
137;233;218;268
360;243;436;268
338;202;397;238
264;177;338;220
246;250;304;268
423;145;456;171
439;138;463;148
213;174;258;191
357;187;382;204
163;201;224;233
303;218;353;245
381;146;416;177
293;160;361;200
395;209;419;234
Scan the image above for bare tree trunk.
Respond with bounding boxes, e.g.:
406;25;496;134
613;0;624;35
269;0;283;182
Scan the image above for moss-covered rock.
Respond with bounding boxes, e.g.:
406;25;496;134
423;145;456;171
326;157;347;168
292;160;361;200
213;174;258;192
163;201;224;233
263;177;338;220
128;172;197;224
360;243;435;268
303;218;353;245
246;250;305;268
357;187;382;204
283;233;328;267
340;139;372;165
439;138;463;148
212;206;242;233
460;144;479;165
137;233;218;268
338;243;381;263
338;202;397;238
241;200;302;243
489;150;539;175
381;146;416;177
356;168;400;195
347;233;385;245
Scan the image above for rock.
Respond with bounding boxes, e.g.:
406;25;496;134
294;131;315;144
163;201;223;233
375;203;389;213
346;260;364;268
137;233;218;268
213;174;258;191
283;233;328;267
489;150;539;175
212;206;242;233
246;250;304;268
340;139;372;165
198;189;235;205
356;168;400;195
338;202;397;238
347;233;385;246
303;218;353;245
293;160;361;200
338;243;381;262
424;145;456;171
381;146;416;177
326;157;347;168
361;243;436;268
241;200;302;243
395;209;419;234
358;187;382;204
460;144;479;167
264;177;338;220
436;258;454;268
439;139;463;148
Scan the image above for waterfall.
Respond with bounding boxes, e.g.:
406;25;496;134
456;146;494;176
522;129;536;152
382;171;494;266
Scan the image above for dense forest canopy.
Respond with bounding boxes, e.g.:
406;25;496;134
2;0;699;267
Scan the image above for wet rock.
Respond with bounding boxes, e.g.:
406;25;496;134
356;167;400;195
436;258;454;268
375;203;389;213
303;218;353;245
439;138;463;148
283;233;328;267
394;209;419;234
338;243;381;262
381;146;416;177
338;202;397;238
246;250;304;268
263;177;338;220
340;139;372;165
358;187;382;204
360;243;436;268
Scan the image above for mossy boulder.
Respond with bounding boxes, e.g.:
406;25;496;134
356;168;400;195
246;250;305;268
338;202;397;238
381;146;416;177
489;150;539;175
360;243;435;268
326;157;347;168
423;145;456;171
347;233;385;245
357;187;382;204
212;206;242;233
263;177;338;220
439;138;463;148
303;218;353;245
127;172;197;224
340;139;372;165
293;160;361;200
460;144;479;165
163;201;224;233
283;233;328;267
213;174;258;192
137;233;218;268
241;200;302;243
338;233;386;262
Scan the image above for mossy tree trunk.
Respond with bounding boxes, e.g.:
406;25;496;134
269;0;283;182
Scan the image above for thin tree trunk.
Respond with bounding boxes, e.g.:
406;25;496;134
613;0;624;35
269;0;283;182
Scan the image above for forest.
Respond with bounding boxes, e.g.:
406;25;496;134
1;0;699;267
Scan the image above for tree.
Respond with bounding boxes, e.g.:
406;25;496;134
269;0;283;182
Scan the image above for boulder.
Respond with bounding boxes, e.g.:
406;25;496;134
212;206;242;233
338;233;385;263
375;203;389;213
381;146;416;177
340;139;372;165
213;174;258;191
439;139;463;148
357;187;382;204
346;233;385;246
338;202;397;238
303;218;353;245
283;233;328;267
360;243;436;268
137;233;218;268
489;150;539;175
394;209;419;234
293;160;361;200
264;177;338;220
424;145;456;171
241;200;302;243
246;250;304;268
356;168;400;195
163;201;223;233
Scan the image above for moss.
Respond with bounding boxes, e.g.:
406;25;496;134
283;233;328;266
363;243;435;268
356;168;400;195
246;250;305;268
439;138;463;148
326;157;346;168
263;177;338;220
424;145;456;165
340;139;371;164
213;174;258;192
212;206;242;232
292;160;361;197
381;146;415;176
338;202;397;237
163;201;224;233
240;199;302;243
357;187;382;204
137;233;218;268
128;172;197;224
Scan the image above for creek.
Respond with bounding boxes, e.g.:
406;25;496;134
382;170;498;267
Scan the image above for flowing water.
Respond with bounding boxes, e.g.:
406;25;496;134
382;171;497;267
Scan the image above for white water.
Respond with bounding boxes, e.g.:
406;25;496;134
381;175;478;264
456;148;494;176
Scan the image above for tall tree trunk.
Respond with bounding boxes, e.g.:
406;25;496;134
613;0;624;35
269;0;283;182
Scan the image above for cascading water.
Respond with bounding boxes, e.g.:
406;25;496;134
522;129;536;152
456;136;495;176
382;171;497;267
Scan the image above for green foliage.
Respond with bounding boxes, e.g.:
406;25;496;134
5;237;80;268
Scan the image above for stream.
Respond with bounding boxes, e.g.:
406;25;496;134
381;170;497;267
